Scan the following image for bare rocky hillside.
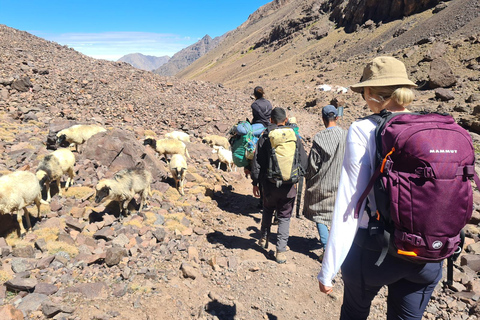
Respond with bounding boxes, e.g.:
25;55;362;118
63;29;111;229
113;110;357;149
0;1;480;319
153;35;225;76
177;0;480;133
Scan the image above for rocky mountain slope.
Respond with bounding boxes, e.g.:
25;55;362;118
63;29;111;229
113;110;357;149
0;0;480;318
153;34;225;76
177;0;480;133
117;53;170;71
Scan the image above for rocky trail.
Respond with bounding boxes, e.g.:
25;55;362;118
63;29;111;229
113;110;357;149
0;105;479;320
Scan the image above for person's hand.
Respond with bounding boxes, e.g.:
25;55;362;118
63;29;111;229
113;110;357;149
244;168;251;179
318;281;333;294
253;185;260;198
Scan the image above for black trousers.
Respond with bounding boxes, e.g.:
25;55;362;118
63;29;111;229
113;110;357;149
260;181;296;252
340;229;443;320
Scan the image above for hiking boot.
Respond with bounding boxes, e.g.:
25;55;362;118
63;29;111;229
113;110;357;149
276;251;287;264
318;251;324;262
258;237;268;249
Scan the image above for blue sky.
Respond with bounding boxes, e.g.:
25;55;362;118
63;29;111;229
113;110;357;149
0;1;272;60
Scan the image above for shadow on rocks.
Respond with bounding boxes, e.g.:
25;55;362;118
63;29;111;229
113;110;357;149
287;235;322;261
88;199;144;223
213;187;260;220
205;299;236;320
206;230;271;259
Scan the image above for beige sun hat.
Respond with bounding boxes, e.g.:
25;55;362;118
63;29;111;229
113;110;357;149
350;56;417;93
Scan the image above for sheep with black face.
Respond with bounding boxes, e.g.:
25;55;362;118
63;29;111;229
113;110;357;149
95;168;152;217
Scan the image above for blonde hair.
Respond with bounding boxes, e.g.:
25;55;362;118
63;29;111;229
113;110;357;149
369;86;415;107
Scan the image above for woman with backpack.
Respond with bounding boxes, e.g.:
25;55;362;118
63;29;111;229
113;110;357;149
317;57;443;320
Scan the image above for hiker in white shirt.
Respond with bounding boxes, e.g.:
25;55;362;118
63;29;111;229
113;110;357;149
317;57;443;320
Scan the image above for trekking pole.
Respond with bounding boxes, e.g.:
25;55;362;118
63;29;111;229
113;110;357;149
295;176;304;218
446;230;465;286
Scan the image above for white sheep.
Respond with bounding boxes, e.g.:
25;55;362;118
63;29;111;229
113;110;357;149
203;135;230;150
165;131;190;143
143;137;190;159
36;148;75;204
169;154;187;195
0;170;42;236
212;146;235;172
95;168;152;217
56;124;106;152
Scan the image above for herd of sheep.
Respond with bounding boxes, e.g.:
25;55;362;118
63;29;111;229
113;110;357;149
0;124;236;237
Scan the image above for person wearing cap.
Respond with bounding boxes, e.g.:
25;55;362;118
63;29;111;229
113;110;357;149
317;57;442;320
303;105;347;261
251;107;307;264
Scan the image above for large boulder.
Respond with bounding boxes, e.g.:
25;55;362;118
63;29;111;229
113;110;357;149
428;58;457;89
80;128;167;181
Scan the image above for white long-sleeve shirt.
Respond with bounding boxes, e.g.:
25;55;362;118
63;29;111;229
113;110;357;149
317;118;378;287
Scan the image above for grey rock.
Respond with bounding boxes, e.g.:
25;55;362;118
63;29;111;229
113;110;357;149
42;302;62;318
41;301;74;318
153;227;167;243
36;255;55;269
93;227;115;241
112;283;127;297
12;246;35;258
0;77;14;85
460;254;480;272
112;234;130;247
65;282;107;299
34;283;58;295
35;239;48;252
180;262;198;279
428;58;456;89
153;214;165;226
65;217;85;231
5;277;37;291
11;77;32;92
0;88;7;101
435;88;455;101
467;242;480;254
57;234;75;246
11;258;35;273
0;245;12;257
467;93;480;103
16;293;48;313
122;266;131;280
105;247;127;267
449;281;467;292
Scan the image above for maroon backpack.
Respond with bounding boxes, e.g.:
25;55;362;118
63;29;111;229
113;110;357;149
355;111;480;269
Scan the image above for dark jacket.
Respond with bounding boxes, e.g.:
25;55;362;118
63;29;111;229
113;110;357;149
251;98;272;127
251;124;308;187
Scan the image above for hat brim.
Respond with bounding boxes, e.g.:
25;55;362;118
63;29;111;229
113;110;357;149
350;77;417;93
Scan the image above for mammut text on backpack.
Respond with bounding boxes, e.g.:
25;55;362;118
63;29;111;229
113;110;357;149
267;126;304;186
355;112;480;263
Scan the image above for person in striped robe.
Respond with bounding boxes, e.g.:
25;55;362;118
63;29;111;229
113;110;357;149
303;105;347;260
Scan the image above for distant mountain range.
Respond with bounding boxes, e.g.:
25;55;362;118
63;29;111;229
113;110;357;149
117;53;170;71
153;34;225;76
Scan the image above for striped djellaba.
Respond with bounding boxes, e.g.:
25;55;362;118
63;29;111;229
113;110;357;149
303;126;347;225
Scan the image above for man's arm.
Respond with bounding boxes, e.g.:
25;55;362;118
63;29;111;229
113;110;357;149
298;137;308;174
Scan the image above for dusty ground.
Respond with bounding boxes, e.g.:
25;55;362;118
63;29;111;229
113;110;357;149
66;175;345;320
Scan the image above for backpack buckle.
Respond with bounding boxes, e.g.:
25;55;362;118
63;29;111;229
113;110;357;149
397;230;425;247
463;165;475;177
415;167;434;178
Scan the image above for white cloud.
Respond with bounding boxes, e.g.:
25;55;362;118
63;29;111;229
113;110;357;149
33;31;194;60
